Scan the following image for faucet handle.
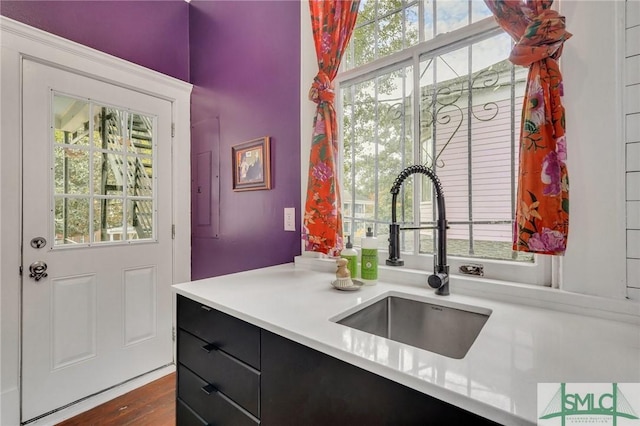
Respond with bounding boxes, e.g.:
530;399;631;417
386;223;404;266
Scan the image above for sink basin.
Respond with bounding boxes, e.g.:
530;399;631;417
335;295;490;359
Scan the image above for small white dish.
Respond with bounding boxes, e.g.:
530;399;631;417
331;279;364;291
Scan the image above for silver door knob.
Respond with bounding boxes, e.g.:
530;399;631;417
29;261;48;281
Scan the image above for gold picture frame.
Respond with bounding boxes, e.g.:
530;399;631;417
232;136;271;191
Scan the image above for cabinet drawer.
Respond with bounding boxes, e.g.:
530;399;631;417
178;364;259;426
176;398;207;426
177;295;260;369
178;329;260;418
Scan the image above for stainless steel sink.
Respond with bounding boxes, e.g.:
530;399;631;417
335;296;490;359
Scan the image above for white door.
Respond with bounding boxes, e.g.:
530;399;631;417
21;59;174;422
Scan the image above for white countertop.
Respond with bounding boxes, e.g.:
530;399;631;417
173;263;640;425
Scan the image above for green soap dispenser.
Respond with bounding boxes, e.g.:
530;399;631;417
360;227;378;285
340;236;358;279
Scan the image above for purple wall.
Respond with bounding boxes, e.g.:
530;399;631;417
189;0;301;279
1;0;301;279
0;0;190;81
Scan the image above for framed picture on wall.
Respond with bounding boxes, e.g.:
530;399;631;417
232;136;271;191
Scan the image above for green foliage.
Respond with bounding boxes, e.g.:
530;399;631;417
343;70;415;224
54;130;91;241
342;1;420;227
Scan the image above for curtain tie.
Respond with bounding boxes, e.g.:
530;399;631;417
510;9;572;67
309;71;335;105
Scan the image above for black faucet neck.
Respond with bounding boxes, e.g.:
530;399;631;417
390;165;446;223
387;165;449;295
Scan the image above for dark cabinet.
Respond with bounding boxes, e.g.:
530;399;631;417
177;295;260;369
178;330;260;417
176;294;498;426
176;295;260;425
261;330;498;425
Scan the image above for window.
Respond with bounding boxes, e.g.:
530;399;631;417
339;0;549;284
53;93;156;246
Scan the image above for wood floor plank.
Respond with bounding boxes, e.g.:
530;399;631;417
56;373;175;426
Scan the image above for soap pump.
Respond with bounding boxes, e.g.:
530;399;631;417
360;227;378;285
340;235;358;279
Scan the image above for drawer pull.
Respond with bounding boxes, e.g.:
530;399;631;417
201;384;216;395
200;305;212;312
201;343;216;353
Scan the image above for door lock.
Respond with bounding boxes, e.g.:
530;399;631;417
30;237;47;249
29;261;48;281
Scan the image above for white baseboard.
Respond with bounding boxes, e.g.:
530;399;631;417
25;365;175;426
1;387;20;426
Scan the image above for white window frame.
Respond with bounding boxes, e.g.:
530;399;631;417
336;14;551;286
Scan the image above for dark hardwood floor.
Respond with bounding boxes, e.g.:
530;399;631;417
56;373;175;426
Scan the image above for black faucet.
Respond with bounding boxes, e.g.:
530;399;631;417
386;165;449;296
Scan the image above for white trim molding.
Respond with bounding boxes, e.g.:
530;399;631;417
1;16;192;425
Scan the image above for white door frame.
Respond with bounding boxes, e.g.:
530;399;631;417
1;17;192;425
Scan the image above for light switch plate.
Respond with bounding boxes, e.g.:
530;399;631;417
284;208;295;231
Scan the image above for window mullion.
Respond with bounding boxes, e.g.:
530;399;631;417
350;85;357;240
432;0;438;36
124;111;131;241
89;102;95;243
374;77;380;235
412;54;421;255
467;45;474;256
374;0;379;62
431;57;438;255
510;54;517;260
418;0;424;42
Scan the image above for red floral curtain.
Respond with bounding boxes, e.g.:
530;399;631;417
484;0;571;255
303;0;360;256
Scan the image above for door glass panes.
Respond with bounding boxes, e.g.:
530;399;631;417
52;94;156;246
54;197;90;245
128;199;153;239
126;157;153;197
53;96;90;146
93;198;124;242
127;113;154;156
93;105;124;150
93;152;123;196
54;147;89;195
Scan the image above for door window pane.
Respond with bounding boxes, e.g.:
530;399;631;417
53;94;156;246
93;105;127;151
126;156;153;197
55;197;90;245
54;147;90;195
53;96;89;146
128;199;153;239
127;112;154;156
93;152;123;196
93;198;124;242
